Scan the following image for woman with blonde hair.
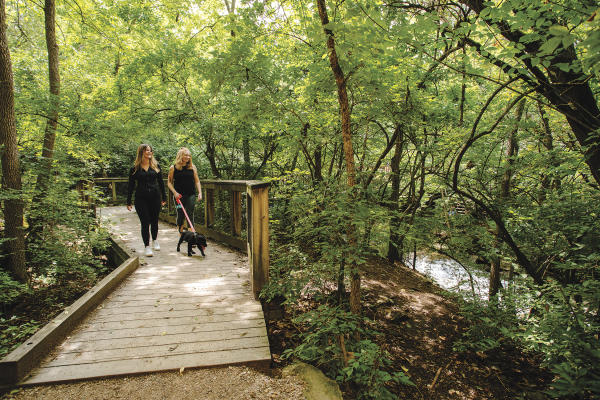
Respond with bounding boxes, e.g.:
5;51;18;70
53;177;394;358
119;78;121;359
167;147;202;233
126;144;166;256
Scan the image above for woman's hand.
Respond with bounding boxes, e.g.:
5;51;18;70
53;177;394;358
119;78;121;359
197;192;202;201
127;205;132;211
174;192;181;200
161;201;166;207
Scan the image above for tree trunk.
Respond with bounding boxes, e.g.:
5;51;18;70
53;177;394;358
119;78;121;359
537;101;561;193
490;98;524;298
0;0;27;282
243;129;250;178
316;0;361;314
459;47;466;126
205;140;221;178
387;126;403;262
313;145;323;182
35;0;60;196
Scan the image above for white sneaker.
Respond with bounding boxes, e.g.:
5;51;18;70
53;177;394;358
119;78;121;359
144;246;153;257
152;241;160;251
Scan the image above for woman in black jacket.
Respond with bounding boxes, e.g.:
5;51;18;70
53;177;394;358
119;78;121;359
126;144;166;257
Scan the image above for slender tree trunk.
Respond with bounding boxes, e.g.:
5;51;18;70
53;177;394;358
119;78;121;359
459;47;466;126
205;141;221;178
34;0;60;197
242;128;250;178
537;101;561;193
490;99;524;298
0;0;27;282
313;146;323;182
387;126;403;262
316;0;361;314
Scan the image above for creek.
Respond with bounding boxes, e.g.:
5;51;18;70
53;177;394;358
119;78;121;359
407;254;508;298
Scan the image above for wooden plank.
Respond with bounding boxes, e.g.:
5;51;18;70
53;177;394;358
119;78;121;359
131;266;244;275
91;301;262;317
123;278;248;287
58;327;268;353
68;319;266;342
48;336;269;365
79;312;264;333
119;282;250;297
248;186;269;299
93;178;128;184
101;294;250;305
112;286;249;295
200;180;249;192
129;271;246;279
108;288;249;298
90;307;264;324
100;294;252;307
25;347;271;385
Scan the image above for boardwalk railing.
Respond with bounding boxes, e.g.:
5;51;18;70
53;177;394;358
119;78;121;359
91;178;270;299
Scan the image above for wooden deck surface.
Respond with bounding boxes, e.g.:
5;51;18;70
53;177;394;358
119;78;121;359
23;206;271;384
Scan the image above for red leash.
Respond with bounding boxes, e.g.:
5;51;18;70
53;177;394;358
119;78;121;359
175;196;196;233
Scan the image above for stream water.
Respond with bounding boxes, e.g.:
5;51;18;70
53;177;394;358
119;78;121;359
408;254;506;298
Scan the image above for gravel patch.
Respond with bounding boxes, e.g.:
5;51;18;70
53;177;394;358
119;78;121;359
3;366;306;400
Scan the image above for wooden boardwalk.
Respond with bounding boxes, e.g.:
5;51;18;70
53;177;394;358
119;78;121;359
23;206;271;384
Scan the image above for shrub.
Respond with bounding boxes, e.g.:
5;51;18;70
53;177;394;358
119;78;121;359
454;280;600;399
283;304;413;399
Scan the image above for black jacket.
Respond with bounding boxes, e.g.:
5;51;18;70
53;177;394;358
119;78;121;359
126;166;166;205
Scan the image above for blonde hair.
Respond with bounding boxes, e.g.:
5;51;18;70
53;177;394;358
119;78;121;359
174;147;194;170
132;144;159;173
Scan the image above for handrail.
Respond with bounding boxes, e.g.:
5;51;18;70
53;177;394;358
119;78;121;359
89;177;270;299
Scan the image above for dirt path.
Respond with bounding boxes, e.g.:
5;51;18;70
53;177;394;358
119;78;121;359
3;365;306;400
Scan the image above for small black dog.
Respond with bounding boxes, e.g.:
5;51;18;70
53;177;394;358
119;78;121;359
177;231;207;256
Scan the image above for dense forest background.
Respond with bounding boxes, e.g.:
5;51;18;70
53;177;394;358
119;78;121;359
1;0;599;398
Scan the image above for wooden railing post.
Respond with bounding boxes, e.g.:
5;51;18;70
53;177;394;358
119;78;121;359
87;180;96;216
247;183;269;299
231;191;242;237
111;182;117;203
205;188;215;228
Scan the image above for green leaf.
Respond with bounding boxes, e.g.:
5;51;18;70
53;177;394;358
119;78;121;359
539;37;562;55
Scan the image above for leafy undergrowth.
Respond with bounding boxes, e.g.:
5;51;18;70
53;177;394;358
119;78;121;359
0;255;115;359
265;256;553;400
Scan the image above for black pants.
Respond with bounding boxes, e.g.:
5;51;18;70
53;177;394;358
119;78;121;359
176;194;196;231
135;196;161;246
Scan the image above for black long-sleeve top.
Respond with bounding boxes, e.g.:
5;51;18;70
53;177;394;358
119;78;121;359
126;166;166;205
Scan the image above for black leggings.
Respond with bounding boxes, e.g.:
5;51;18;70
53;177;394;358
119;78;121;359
176;194;196;230
135;196;161;246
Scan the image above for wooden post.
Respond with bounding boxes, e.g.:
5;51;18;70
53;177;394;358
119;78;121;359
205;188;215;228
231;191;242;236
87;181;96;216
111;181;117;203
247;184;269;299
